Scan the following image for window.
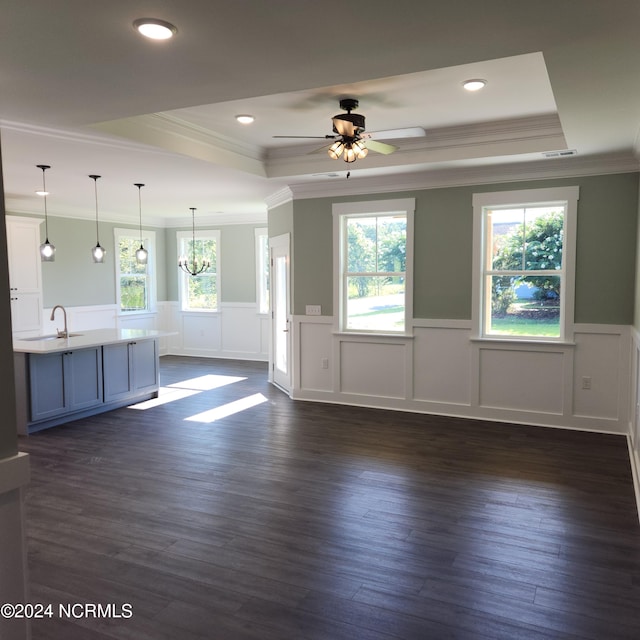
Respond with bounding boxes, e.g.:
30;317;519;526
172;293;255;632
472;187;578;341
334;198;414;333
115;228;155;313
177;229;219;311
255;228;269;314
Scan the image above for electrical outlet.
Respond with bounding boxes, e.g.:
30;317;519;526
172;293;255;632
306;305;322;316
581;376;592;390
321;357;329;369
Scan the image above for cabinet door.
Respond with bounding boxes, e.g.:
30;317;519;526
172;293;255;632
132;339;158;393
29;348;103;422
29;352;66;421
103;342;133;402
6;217;43;333
66;347;103;411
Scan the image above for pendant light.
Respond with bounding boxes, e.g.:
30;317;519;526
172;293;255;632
178;208;210;276
134;183;148;264
36;164;55;261
89;175;106;263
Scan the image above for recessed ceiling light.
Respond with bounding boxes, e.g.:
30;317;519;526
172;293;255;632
133;18;177;40
235;114;255;124
463;79;487;92
35;190;49;196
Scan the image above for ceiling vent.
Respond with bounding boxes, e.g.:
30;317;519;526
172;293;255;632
543;149;578;158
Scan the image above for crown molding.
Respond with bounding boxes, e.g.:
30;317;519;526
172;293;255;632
265;187;294;210
164;211;267;227
270;152;639;202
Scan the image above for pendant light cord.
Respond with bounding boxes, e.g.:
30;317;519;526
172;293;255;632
135;183;145;246
90;175;101;244
37;164;50;241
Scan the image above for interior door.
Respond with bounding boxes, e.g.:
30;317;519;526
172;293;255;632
270;234;290;392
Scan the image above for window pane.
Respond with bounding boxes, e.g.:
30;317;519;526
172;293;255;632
488;275;561;338
346;218;377;272
489;208;524;271
120;276;147;311
523;207;564;271
376;216;407;272
187;274;217;310
346;276;405;332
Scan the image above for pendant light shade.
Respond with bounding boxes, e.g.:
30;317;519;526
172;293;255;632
134;183;148;265
89;174;106;263
178;208;210;276
37;164;55;262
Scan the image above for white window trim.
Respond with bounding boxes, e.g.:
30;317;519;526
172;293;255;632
177;228;220;312
114;227;156;315
333;198;415;335
471;186;579;343
255;227;269;315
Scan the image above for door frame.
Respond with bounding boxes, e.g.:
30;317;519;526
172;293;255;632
269;233;291;393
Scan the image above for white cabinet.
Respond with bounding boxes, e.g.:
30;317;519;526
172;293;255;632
6;217;43;334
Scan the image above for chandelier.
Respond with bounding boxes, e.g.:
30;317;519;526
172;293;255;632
178;208;210;276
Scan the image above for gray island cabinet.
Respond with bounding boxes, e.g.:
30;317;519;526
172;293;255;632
14;329;163;435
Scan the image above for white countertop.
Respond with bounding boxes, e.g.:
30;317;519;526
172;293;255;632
13;328;166;354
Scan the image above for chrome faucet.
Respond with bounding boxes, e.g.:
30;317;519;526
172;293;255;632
50;305;68;338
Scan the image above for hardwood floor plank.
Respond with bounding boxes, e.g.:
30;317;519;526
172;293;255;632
19;355;640;639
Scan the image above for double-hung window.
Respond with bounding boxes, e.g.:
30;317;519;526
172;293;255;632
334;198;414;333
177;229;219;311
472;187;578;341
115;228;155;313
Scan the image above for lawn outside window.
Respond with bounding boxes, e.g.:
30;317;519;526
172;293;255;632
472;187;578;342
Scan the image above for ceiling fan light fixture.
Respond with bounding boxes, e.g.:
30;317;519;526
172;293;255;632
328;140;345;160
133;18;177;40
343;143;357;163
463;78;487;92
353;139;368;159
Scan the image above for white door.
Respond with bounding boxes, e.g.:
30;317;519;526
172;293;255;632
270;234;290;392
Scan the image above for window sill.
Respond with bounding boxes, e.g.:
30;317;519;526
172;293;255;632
333;331;415;340
470;336;576;347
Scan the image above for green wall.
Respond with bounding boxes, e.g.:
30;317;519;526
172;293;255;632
291;172;639;324
165;223;265;302
34;217;167;308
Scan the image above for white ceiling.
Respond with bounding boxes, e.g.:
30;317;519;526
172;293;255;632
1;1;639;226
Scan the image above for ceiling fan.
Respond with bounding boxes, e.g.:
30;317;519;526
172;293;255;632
273;98;399;163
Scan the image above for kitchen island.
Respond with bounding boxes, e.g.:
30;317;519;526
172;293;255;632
14;329;163;435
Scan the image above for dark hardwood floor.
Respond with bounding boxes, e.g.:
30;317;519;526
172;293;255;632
19;356;640;639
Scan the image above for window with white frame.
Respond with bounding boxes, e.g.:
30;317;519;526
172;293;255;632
472;187;578;341
177;229;219;311
115;228;155;312
334;198;414;333
255;228;269;314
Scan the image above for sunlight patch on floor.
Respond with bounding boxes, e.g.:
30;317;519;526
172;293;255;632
168;374;247;391
184;393;268;423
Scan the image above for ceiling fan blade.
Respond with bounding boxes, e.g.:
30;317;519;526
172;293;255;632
332;117;354;137
273;135;336;139
366;139;397;155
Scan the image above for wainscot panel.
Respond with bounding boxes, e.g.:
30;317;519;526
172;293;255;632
339;337;410;399
296;316;333;392
413;322;472;405
477;346;565;414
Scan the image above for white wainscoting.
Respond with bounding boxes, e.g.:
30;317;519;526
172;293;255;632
163;302;269;361
292;316;631;434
